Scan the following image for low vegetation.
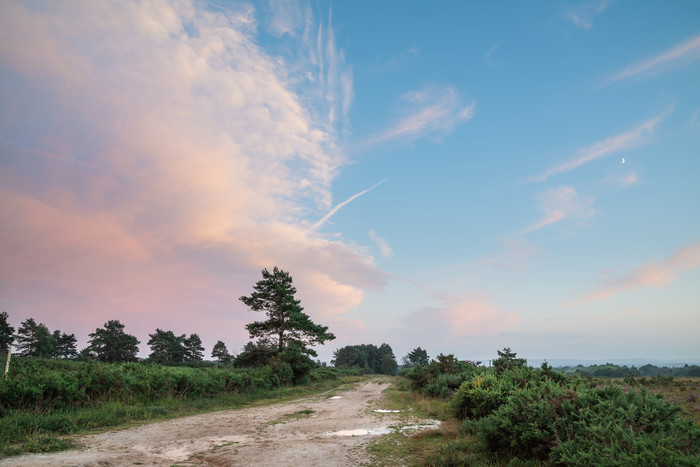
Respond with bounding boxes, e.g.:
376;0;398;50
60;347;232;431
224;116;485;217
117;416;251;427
392;349;700;466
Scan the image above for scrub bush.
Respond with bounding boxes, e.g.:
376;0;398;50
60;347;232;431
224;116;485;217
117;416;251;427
465;380;700;465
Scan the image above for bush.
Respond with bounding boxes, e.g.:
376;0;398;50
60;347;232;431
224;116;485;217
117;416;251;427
403;356;480;397
0;357;319;412
466;380;700;465
452;372;515;419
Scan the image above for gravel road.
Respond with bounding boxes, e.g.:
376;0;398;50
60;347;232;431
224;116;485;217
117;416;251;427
1;379;435;466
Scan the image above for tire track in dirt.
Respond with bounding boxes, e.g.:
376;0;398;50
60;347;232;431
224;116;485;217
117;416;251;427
1;379;434;466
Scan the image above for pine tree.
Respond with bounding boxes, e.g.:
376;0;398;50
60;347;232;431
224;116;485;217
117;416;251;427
88;320;140;363
402;347;430;367
0;311;14;353
183;333;204;362
211;340;232;365
51;330;78;359
15;318;53;358
239;267;335;357
493;347;527;373
147;329;185;364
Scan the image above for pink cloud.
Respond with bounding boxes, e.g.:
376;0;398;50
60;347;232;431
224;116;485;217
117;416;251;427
522;186;594;234
582;241;700;302
406;292;519;340
360;85;475;149
0;1;385;356
602;33;700;86
532;111;669;182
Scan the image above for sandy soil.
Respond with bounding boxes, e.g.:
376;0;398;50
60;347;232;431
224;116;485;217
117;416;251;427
1;379;434;466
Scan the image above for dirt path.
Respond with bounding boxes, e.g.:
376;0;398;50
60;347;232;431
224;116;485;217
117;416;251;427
1;379;435;466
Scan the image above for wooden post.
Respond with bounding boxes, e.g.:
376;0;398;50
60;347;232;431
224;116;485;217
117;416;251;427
4;345;10;380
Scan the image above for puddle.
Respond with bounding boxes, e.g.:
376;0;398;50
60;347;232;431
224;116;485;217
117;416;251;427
328;396;343;400
374;409;402;413
325;421;440;437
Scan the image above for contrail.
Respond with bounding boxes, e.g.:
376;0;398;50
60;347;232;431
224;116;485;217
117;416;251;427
309;178;388;232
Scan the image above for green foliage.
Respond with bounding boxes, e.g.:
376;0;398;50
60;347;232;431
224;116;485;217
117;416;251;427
416;348;700;465
211;340;232;365
465;380;700;465
239;267;335;357
50;330;77;359
452;372;515;419
0;356;350;414
87;320;140;363
401;354;481;398
234;340;278;368
183;333;204;362
0;311;14;353
492;347;527;374
331;343;398;375
147;328;186;364
14;318;54;358
556;362;700;378
402;347;429;367
280;342;315;384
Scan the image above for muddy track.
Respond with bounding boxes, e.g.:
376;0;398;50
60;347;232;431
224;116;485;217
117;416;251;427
1;379;435;466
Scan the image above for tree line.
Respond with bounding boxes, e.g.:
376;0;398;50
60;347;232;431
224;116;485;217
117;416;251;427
1;267;401;380
0;312;226;365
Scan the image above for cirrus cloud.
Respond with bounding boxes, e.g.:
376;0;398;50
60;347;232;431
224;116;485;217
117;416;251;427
521;186;595;234
532;110;670;182
359;85;476;150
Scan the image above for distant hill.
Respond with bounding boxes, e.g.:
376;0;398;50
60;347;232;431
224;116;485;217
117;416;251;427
528;358;700;368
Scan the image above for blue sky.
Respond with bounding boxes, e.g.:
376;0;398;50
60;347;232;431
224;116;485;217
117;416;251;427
1;0;699;363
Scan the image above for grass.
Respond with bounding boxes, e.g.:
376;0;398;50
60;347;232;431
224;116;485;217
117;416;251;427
365;376;462;466
0;374;367;459
265;409;316;425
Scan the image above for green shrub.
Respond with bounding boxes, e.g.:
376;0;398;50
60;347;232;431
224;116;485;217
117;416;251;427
466;381;700;465
452;372;516;419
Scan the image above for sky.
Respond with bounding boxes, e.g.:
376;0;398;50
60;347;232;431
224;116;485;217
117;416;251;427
1;0;699;364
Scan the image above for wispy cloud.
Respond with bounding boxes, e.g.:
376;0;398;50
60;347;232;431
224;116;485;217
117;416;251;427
308;179;388;231
0;0;385;353
602;33;700;86
606;171;640;188
581;241;700;302
360;85;476;149
691;108;700;128
482;41;505;68
264;0;305;37
522;186;595;234
0;137;100;169
567;0;610;30
461;237;540;271
363;45;420;77
369;230;394;259
533;110;670;182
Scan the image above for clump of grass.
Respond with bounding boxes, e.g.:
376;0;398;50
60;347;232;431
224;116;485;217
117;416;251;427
265;409;315;425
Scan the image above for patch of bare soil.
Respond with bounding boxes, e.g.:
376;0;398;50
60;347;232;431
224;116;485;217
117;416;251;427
0;379;432;466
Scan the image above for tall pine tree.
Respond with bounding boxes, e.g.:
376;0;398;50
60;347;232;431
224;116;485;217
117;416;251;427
239;267;335;357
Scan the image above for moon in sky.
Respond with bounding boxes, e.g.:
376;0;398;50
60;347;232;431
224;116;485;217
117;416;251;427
621;158;626;164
